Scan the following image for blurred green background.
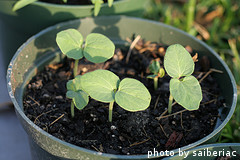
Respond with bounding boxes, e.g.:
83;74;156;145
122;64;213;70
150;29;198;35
144;0;240;143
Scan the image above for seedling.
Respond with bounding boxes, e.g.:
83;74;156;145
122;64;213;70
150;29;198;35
56;28;115;117
164;44;202;113
79;69;151;122
147;58;165;90
13;0;114;16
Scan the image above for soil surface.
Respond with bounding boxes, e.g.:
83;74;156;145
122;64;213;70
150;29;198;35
39;0;108;5
23;39;224;155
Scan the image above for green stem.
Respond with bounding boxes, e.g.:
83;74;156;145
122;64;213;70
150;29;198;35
109;101;114;122
154;77;158;90
71;101;74;118
74;59;79;78
168;94;174;114
185;0;196;33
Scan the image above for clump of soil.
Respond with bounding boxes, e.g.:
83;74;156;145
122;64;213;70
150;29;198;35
39;0;108;5
23;39;224;155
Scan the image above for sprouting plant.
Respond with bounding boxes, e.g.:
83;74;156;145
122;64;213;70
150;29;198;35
164;44;202;114
91;0;114;16
56;28;115;117
13;0;114;16
147;58;165;90
79;69;151;122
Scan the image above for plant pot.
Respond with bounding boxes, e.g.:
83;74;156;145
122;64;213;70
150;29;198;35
165;143;240;160
7;16;237;160
0;0;146;69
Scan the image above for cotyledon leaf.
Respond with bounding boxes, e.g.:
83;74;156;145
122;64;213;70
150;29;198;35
13;0;37;11
66;90;89;110
115;78;151;111
56;29;83;60
170;75;202;110
80;70;120;103
164;44;194;78
83;33;115;63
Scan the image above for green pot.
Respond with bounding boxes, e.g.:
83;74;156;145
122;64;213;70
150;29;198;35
164;143;240;160
0;0;146;69
7;16;237;160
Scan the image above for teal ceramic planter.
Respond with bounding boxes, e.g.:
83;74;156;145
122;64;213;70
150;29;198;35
165;143;240;160
7;16;237;159
0;0;146;69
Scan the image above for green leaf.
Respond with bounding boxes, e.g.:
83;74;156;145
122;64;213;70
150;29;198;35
66;75;82;91
147;75;157;79
12;0;37;11
164;44;194;78
115;78;151;112
149;60;161;75
80;70;120;102
108;0;114;7
66;90;89;110
91;0;104;16
84;33;115;63
170;75;202;110
62;0;67;3
56;29;83;60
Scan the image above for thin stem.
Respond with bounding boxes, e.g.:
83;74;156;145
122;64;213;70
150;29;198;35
168;94;174;114
74;59;79;78
185;0;196;33
109;101;114;122
154;77;158;90
71;101;74;118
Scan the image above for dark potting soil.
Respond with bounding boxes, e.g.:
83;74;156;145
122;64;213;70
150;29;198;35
39;0;108;5
23;40;224;155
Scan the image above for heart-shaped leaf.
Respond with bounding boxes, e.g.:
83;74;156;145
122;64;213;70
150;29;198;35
170;75;202;110
164;44;194;78
12;0;37;11
80;70;120;102
56;29;83;60
115;78;151;112
83;33;115;63
66;90;89;110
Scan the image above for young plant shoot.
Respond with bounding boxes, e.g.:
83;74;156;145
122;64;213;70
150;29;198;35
79;69;151;122
147;58;165;90
56;28;115;117
91;0;114;16
164;44;202;114
13;0;114;16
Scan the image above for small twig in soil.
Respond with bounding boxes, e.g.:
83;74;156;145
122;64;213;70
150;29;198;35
199;68;223;83
196;72;204;79
34;108;59;124
156;102;177;120
202;90;219;97
91;145;101;152
157;109;188;120
126;35;141;64
201;99;217;105
27;95;40;106
129;138;150;147
154;95;160;110
49;114;65;126
159;123;168;138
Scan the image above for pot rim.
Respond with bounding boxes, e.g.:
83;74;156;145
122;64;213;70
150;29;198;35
32;0;124;9
6;16;238;159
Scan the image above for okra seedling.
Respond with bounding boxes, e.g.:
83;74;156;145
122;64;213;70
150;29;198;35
56;29;115;117
79;69;151;122
164;44;202;114
13;0;114;16
147;59;165;90
91;0;114;16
